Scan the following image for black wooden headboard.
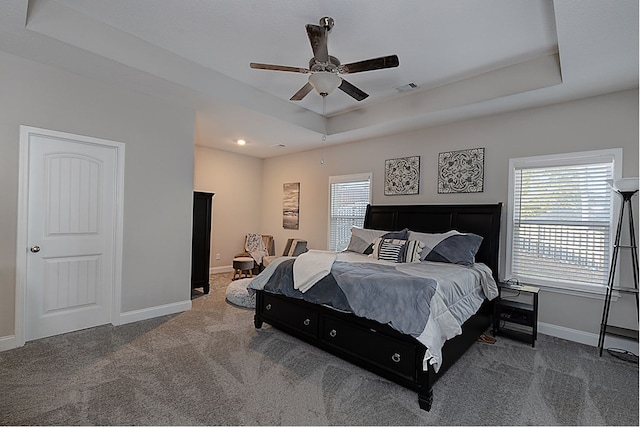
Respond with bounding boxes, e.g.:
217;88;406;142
363;203;502;280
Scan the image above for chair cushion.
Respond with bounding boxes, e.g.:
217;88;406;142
233;257;255;270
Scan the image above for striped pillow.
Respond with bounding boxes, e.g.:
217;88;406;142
372;238;425;263
371;238;404;262
404;239;426;263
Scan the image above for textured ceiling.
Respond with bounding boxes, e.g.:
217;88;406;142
0;0;637;157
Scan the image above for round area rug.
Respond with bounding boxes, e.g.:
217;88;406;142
225;278;256;309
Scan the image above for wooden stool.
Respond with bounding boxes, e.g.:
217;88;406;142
232;257;254;280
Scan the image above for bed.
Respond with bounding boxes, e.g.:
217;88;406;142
250;203;502;411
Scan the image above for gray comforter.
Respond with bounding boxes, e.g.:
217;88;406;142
250;252;497;372
253;258;438;337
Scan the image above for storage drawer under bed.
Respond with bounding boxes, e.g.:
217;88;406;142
321;314;418;381
260;292;319;339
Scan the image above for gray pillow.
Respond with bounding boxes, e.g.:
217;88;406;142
346;227;409;254
408;230;483;265
382;228;409;239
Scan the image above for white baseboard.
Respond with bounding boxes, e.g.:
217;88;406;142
4;310;636;356
1;301;192;352
119;300;192;325
0;335;17;352
210;265;232;274
538;322;639;354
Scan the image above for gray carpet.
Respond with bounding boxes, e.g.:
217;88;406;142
1;272;637;426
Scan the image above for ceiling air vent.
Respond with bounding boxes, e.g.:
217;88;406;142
394;82;418;93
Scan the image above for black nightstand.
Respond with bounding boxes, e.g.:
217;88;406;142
493;282;539;347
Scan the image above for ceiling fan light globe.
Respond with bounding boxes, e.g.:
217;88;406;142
309;72;341;96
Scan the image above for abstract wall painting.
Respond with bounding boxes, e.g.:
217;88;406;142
283;182;300;229
384;156;420;195
438;148;485;193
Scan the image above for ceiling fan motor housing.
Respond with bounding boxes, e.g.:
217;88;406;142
309;56;340;72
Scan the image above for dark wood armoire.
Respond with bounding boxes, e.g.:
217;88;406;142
191;191;213;294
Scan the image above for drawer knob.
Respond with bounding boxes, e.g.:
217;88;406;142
265;304;272;310
391;353;401;363
303;318;310;326
329;329;337;338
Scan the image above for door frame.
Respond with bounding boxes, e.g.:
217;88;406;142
15;125;125;347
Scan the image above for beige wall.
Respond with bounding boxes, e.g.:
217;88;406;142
193;145;263;269
0;51;195;339
258;89;639;338
2;46;634;349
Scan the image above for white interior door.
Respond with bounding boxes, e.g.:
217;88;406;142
24;130;120;341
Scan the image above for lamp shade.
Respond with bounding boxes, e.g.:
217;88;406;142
606;178;639;193
308;72;341;96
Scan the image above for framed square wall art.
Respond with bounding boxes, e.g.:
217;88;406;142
384;156;420;195
282;182;300;230
438;147;485;194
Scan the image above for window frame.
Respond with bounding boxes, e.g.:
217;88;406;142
505;148;623;297
327;172;373;252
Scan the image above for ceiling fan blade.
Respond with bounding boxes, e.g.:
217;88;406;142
250;63;310;73
290;82;314;101
306;24;329;63
338;79;369;101
341;55;399;74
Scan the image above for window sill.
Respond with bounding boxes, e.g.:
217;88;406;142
514;279;620;301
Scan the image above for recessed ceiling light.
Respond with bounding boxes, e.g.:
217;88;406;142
237;139;246;145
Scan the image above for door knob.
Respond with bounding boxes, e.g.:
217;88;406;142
30;246;40;253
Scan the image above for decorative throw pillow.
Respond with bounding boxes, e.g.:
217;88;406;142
372;238;407;263
408;230;483;265
346;227;409;254
404;239;426;263
371;238;424;263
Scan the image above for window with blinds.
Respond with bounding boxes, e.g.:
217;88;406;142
329;173;372;252
507;149;621;289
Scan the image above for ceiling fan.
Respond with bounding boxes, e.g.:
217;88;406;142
250;17;399;102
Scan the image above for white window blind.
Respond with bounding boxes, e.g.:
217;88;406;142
329;173;372;252
509;150;620;288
